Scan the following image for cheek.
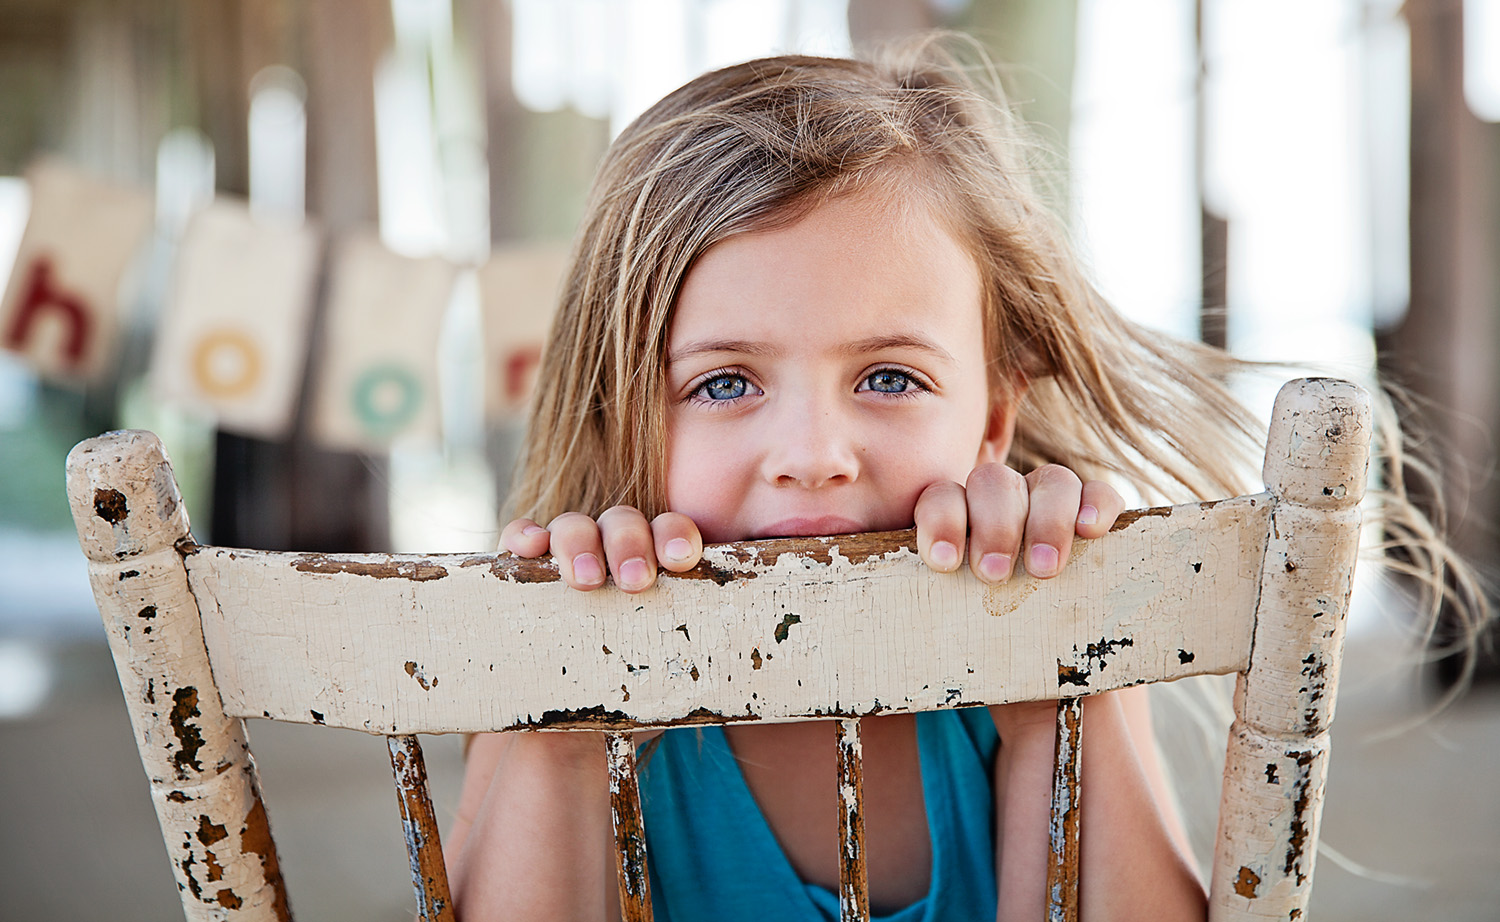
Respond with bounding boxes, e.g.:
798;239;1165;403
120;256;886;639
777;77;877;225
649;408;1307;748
663;418;742;533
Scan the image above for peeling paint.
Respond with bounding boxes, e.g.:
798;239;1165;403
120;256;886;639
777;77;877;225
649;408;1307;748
293;555;448;581
169;687;205;776
1285;750;1316;886
751;647;763;669
675;623;691;642
774;612;802;643
197;814;229;846
405;661;438;690
138;605;157;620
94;487;128;523
238;797;289;918
310;709;325;724
1177;649;1195;664
1057;663;1090;687
1235;865;1261;899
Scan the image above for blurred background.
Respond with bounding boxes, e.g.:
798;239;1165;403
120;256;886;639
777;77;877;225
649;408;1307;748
1;0;1498;918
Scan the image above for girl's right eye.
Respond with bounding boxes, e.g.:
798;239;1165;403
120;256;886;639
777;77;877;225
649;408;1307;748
691;372;760;403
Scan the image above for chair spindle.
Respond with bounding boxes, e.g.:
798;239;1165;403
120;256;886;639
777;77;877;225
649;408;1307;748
1047;697;1083;922
607;730;655;922
837;717;871;922
388;734;456;922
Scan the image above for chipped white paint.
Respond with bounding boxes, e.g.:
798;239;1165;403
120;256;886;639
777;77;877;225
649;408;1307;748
67;377;1370;921
185;496;1268;735
1210;378;1370;921
836;717;869;922
66;431;288;921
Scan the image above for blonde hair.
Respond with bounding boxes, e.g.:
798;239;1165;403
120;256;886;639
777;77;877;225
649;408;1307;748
511;35;1489;682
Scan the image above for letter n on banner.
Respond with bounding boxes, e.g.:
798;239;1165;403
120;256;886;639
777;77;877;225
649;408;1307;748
151;202;321;439
310;234;455;452
478;243;569;422
0;160;154;383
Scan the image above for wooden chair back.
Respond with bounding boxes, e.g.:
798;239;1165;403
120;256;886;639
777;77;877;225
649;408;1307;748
66;377;1371;922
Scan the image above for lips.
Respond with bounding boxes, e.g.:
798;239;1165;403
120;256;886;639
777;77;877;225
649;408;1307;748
755;516;868;538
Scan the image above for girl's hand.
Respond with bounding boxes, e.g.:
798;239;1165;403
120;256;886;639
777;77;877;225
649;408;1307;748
913;462;1125;583
501;507;704;592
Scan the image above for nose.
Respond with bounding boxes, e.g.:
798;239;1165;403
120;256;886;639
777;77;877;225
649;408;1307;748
761;397;860;489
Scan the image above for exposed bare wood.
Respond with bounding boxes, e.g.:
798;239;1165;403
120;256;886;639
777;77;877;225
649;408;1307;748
185;492;1268;734
607;731;654;922
65;430;290;920
1046;697;1082;922
836;718;869;922
387;735;455;922
1209;378;1370;920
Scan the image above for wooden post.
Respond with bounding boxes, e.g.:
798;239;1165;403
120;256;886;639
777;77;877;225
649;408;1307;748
388;735;456;922
1209;378;1370;919
607;731;654;922
1046;697;1083;922
66;429;290;920
836;718;870;922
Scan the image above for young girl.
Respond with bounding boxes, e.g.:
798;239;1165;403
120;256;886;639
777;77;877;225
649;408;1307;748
442;37;1478;922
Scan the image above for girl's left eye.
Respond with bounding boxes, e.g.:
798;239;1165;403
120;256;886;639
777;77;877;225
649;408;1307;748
690;372;760;402
859;369;927;395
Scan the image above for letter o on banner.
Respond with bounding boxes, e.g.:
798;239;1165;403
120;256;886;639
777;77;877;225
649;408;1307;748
191;329;263;399
352;363;424;436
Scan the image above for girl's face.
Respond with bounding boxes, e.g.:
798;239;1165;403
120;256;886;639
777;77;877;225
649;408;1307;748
664;183;1015;543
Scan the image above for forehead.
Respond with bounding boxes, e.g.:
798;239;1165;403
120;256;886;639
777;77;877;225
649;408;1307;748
670;183;984;354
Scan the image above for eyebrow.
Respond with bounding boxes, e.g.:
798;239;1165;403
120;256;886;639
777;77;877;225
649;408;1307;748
667;334;955;364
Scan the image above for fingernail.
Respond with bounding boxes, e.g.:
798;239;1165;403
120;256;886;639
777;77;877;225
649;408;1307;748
929;540;959;571
1028;544;1059;577
664;538;693;562
523;524;547;537
573;553;604;585
978;553;1011;583
1077;505;1098;527
617;556;651;591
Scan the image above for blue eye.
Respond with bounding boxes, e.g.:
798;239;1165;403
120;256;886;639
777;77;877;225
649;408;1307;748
864;370;913;393
699;374;750;400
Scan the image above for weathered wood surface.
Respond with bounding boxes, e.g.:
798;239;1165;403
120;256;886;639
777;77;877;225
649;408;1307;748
66;431;291;921
387;735;455;922
1046;697;1082;922
1209;378;1370;921
836;718;869;922
184;495;1269;735
607;731;654;922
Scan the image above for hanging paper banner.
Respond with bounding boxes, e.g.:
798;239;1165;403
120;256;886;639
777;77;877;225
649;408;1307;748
0;160;154;384
310;234;455;452
152;201;321;439
478;242;569;420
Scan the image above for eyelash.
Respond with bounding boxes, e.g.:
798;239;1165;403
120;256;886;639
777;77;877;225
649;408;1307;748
686;368;760;407
684;365;934;405
857;365;933;398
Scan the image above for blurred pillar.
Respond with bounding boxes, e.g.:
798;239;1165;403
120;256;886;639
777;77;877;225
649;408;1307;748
956;0;1078;164
1387;0;1500;682
191;0;392;551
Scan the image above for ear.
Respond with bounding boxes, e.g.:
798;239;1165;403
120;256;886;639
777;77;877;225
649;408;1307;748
975;379;1026;466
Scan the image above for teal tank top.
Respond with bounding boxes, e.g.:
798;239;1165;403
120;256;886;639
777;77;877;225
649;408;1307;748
637;709;998;922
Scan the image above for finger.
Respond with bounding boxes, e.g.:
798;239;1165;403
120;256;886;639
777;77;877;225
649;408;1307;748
1075;480;1126;539
652;512;703;572
1022;464;1083;578
965;462;1028;583
500;517;551;557
913;481;968;572
597;505;658;593
547;512;608;590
